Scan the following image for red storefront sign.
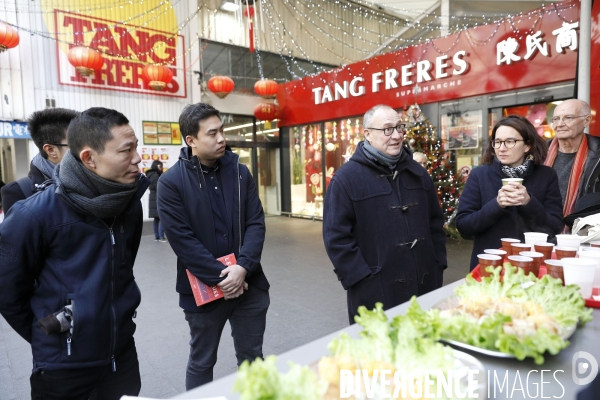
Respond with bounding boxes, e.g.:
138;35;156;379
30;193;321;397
277;2;580;127
54;10;186;98
590;0;600;135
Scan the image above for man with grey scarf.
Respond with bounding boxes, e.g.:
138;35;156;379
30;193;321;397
323;104;447;323
0;107;149;400
1;108;79;214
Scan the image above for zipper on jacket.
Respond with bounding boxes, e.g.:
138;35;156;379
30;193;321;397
100;216;119;372
66;332;72;356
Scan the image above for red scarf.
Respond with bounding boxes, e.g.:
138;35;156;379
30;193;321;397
544;135;588;217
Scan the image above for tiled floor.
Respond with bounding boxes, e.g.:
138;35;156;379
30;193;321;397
0;216;473;399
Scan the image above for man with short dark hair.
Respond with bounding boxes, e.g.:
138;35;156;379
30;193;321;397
0;107;149;400
1;108;79;213
157;103;269;389
323;104;447;323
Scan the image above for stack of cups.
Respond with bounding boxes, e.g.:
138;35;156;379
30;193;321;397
524;232;548;249
477;254;503;277
556;234;582;250
578;248;600;296
562;258;597;299
501;238;520;256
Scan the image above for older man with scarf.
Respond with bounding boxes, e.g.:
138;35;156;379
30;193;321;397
323;104;447;324
545;99;600;224
1;108;79;214
0;107;149;400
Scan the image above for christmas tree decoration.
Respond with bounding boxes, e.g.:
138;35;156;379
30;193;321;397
402;104;464;238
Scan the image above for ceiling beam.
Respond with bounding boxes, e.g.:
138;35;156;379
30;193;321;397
365;0;441;59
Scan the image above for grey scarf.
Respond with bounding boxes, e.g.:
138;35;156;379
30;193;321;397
501;154;535;178
362;139;404;171
57;151;139;219
32;153;57;180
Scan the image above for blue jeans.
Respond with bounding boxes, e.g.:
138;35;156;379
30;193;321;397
153;217;164;240
183;284;270;389
30;339;140;400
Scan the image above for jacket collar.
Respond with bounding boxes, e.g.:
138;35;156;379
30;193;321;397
351;141;425;178
178;146;238;170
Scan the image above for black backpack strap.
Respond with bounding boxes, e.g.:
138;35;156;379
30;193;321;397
16;177;34;198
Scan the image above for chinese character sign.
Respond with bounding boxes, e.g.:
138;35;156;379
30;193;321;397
0;122;31;139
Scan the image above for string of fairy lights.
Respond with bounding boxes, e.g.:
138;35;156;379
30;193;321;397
0;0;580;85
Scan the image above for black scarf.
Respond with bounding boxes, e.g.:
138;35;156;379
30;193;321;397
57;151;139;219
500;154;535;178
362;139;404;171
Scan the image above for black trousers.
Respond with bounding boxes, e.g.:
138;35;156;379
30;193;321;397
184;284;270;390
30;339;141;400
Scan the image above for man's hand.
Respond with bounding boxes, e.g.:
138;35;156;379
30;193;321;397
223;282;249;300
218;264;248;297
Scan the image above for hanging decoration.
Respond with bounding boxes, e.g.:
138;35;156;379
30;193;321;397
142;64;173;91
207;75;235;98
67;46;104;77
254;79;278;99
0;21;19;53
254;103;279;121
243;5;255;53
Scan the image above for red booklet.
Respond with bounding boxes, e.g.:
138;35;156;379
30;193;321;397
186;254;236;306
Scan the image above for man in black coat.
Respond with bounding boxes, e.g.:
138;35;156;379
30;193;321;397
0;107;149;399
323;104;447;324
1;108;79;213
157;103;269;389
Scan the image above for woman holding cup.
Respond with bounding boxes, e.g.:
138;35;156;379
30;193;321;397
456;115;564;270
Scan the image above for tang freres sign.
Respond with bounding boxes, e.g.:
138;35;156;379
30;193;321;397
277;2;580;127
54;10;186;97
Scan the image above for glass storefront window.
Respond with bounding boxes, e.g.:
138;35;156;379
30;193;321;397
222;114;254;142
289;118;364;218
502;102;559;140
440;109;483;174
256;119;280;142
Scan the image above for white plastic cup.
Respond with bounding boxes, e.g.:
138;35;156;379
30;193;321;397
561;257;597;298
556;234;582;249
523;232;548;246
578;251;600;290
502;178;523;186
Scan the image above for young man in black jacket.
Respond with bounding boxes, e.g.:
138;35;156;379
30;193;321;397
1;108;79;213
0;107;149;400
157;103;269;389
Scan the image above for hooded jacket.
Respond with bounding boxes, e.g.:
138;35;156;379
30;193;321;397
323;142;447;318
0;170;149;372
157;147;268;308
456;158;564;270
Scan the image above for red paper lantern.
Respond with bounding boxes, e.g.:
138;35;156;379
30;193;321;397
207;75;235;99
254;79;278;99
254;103;279;121
67;46;104;77
142;64;173;91
243;6;255;18
0;21;19;53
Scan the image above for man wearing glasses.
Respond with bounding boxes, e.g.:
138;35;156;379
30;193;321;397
544;99;599;219
1;108;79;213
323;104;447;324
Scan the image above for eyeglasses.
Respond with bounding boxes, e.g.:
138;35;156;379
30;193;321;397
49;143;69;147
492;139;523;149
551;115;589;124
366;124;406;136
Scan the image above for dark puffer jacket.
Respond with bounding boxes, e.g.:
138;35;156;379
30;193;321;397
323;142;447;322
0;172;149;372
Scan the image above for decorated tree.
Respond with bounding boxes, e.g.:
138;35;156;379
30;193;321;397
401;104;463;238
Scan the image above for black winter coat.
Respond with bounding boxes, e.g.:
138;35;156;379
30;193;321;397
455;158;563;270
0;171;150;372
1;162;48;214
323;142;447;322
146;169;160;218
157;148;269;301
